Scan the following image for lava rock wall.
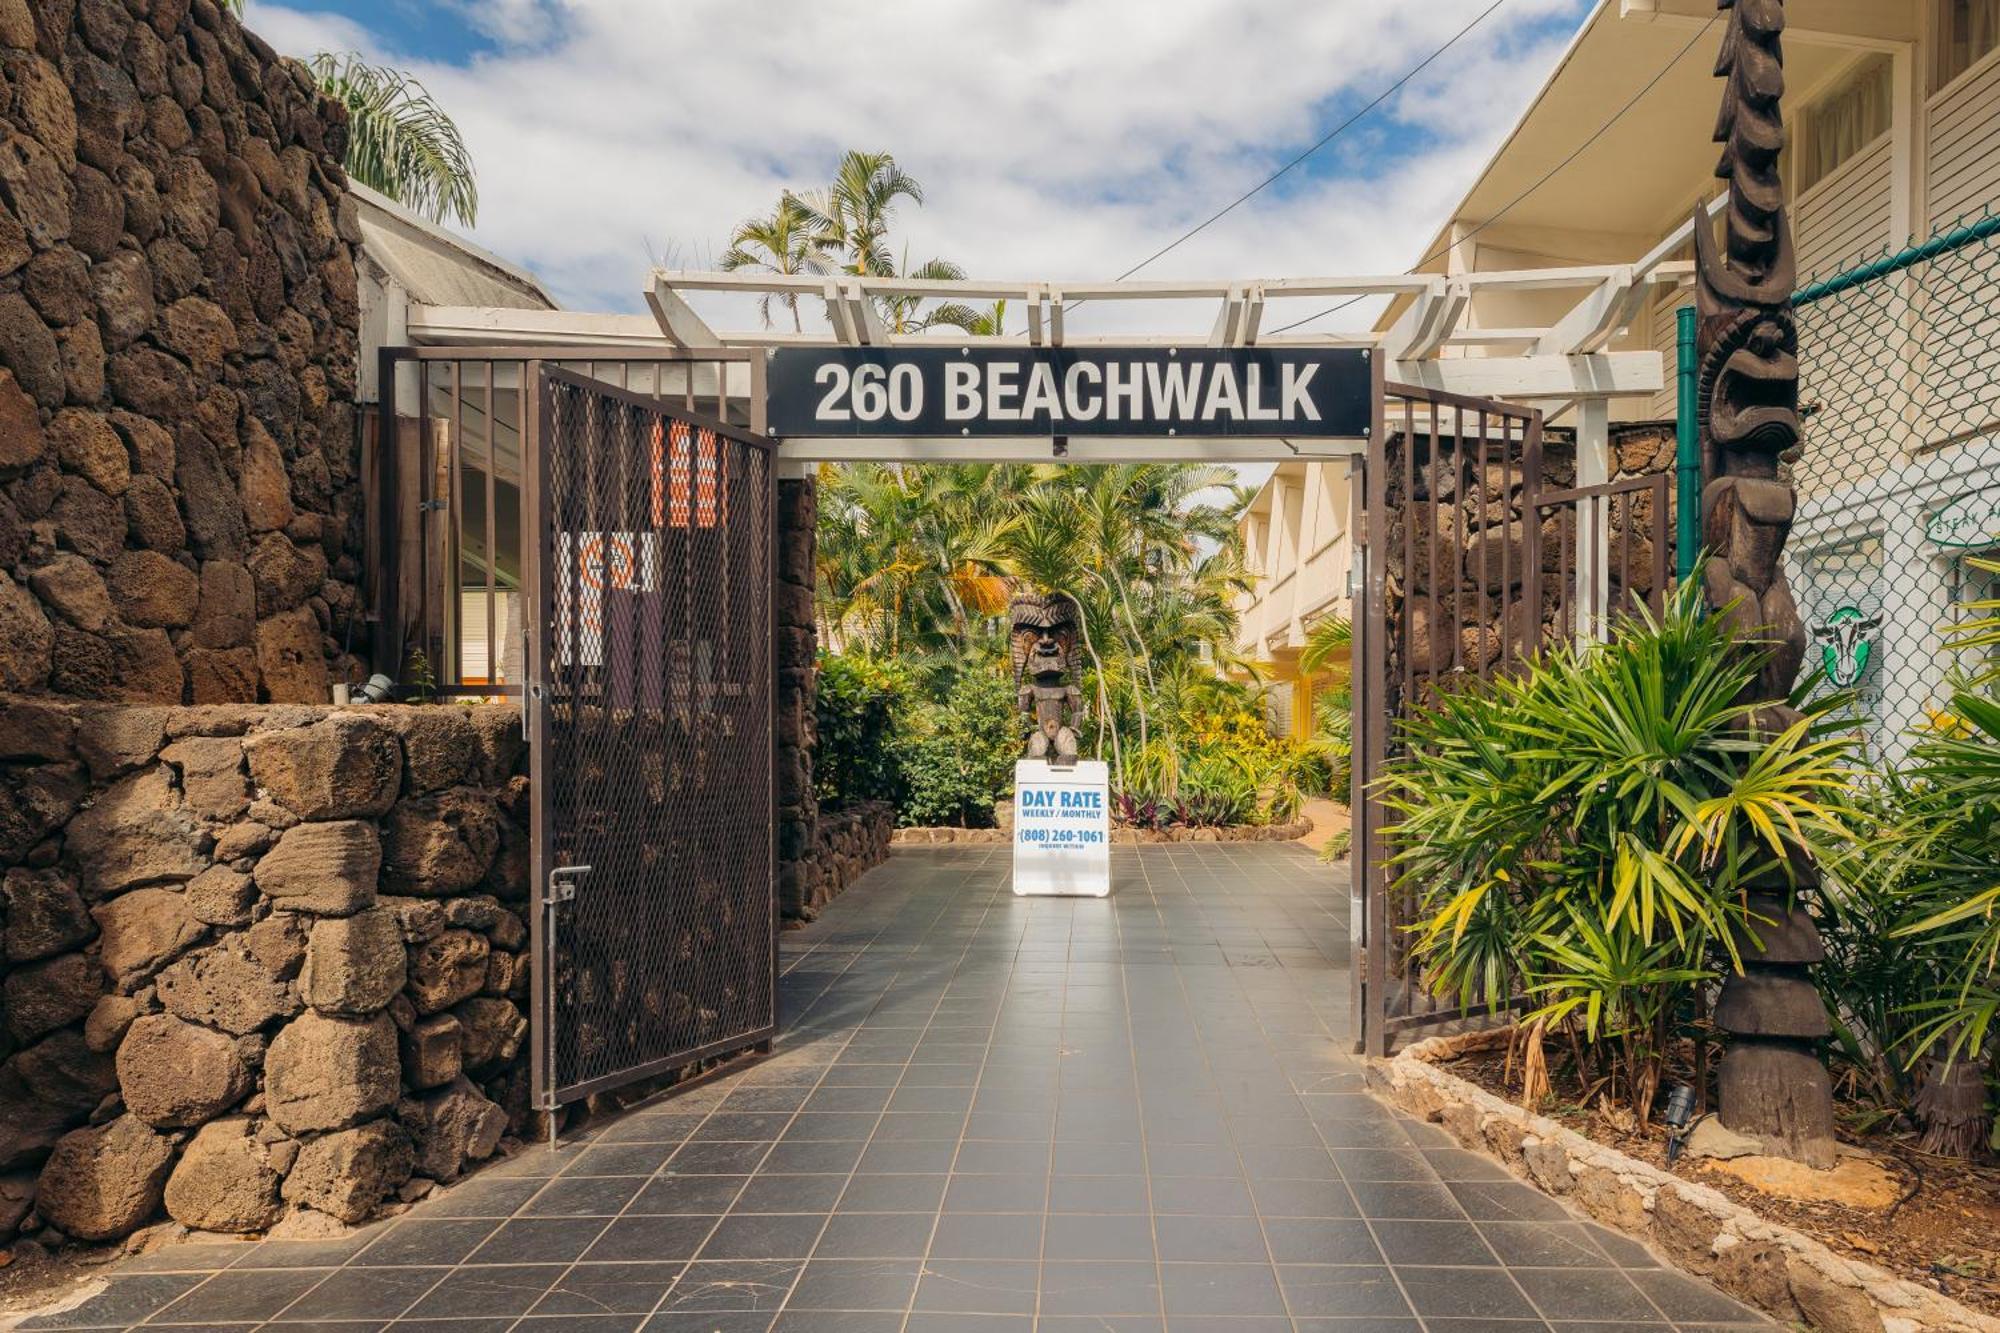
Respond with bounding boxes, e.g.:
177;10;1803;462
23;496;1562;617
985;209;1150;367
1380;419;1678;711
0;0;364;705
0;702;530;1244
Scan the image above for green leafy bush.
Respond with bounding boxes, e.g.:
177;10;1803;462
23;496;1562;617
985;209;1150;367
1111;708;1314;830
814;653;911;809
900;668;1020;827
1387;578;1858;1123
1818;558;2000;1155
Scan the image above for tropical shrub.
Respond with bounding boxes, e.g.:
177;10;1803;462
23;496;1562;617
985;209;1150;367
1814;773;1987;1149
1878;692;2000;1155
1110;698;1316;830
1820;558;2000;1155
1300;615;1355;799
1387;577;1858;1124
900;669;1021;827
813;653;912;809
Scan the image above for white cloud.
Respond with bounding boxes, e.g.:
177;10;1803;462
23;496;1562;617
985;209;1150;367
441;0;559;47
245;0;1590;333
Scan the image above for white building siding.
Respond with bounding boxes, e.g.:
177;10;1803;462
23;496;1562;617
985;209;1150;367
1795;135;1895;280
1927;53;2000;229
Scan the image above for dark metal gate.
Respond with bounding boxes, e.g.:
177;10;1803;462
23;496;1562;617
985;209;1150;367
528;367;777;1109
1350;385;1670;1056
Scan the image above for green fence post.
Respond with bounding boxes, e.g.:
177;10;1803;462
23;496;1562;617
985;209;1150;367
1675;304;1700;581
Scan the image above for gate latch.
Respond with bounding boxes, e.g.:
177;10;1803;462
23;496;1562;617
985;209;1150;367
549;864;592;903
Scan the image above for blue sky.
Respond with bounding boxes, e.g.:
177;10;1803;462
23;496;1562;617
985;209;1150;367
249;0;1597;327
299;0;499;61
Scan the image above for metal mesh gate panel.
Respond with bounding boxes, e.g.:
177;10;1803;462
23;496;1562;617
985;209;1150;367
530;368;776;1108
1353;387;1671;1055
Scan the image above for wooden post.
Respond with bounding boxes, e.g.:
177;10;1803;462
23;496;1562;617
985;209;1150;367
1695;0;1837;1169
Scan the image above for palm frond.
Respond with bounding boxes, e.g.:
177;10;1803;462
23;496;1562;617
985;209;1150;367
309;53;477;226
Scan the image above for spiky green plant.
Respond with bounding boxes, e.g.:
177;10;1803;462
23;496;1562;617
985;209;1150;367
1387;575;1860;1123
1855;557;2000;1155
309;53;477;226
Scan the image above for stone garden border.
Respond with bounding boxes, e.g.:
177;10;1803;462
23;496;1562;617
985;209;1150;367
1369;1030;2000;1333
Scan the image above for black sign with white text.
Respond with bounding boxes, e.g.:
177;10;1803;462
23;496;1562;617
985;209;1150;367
767;347;1372;439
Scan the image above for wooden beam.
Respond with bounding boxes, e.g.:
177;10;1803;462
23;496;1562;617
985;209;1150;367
1388;350;1662;399
410;307;678;347
1537;266;1644;355
1209;287;1246;346
1385;278;1469;360
645;276;725;349
848;283;887;345
1382;277;1444;360
825;280;858;345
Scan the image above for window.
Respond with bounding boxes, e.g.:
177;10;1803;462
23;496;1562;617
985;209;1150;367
1792;54;1893;195
1934;0;2000;92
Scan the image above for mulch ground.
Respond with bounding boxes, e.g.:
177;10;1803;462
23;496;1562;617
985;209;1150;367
0;1241;125;1318
1439;1042;2000;1318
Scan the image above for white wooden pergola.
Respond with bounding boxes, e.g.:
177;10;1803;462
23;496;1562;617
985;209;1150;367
392;197;1725;467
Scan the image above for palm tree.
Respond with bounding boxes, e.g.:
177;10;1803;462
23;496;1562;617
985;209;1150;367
878;256;998;336
813;461;1250;783
788;150;923;278
308;53;478;226
963;301;1007;336
778;151;997;335
720;198;824;332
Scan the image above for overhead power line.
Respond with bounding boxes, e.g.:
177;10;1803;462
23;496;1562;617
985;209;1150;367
1265;12;1721;337
1089;0;1512;294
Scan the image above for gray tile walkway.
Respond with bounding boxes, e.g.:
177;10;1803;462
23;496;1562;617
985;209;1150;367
20;844;1772;1332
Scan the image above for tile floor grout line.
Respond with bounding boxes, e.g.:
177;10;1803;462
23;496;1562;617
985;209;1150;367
602;891;898;1333
748;859;967;1327
1119;839;1173;1333
1169;845;1318;1332
1022;890;1073;1332
895;844;1035;1333
279;897;897;1333
747;842;1002;1329
488;985;855;1331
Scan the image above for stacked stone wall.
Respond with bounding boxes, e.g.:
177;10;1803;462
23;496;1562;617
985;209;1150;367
774;477;819;919
795;800;891;916
0;701;530;1245
1383;419;1678;705
0;0;364;706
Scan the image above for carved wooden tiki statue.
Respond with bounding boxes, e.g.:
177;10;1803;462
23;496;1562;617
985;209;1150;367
1696;0;1837;1168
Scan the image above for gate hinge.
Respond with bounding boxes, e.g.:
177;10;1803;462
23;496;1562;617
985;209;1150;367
549;864;592;903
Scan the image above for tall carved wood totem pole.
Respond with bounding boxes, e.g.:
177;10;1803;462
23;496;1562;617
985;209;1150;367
1695;0;1838;1168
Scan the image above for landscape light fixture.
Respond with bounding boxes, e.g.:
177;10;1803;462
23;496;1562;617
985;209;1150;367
1662;1083;1698;1164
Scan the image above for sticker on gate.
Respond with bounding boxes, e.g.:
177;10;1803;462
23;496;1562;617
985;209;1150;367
653;421;725;529
556;530;659;666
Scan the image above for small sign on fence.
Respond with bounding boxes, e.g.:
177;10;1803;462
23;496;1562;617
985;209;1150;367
556;530;658;667
1926;488;2000;549
1012;760;1111;898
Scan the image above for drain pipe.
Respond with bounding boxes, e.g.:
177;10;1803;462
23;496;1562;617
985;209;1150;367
1674;304;1701;581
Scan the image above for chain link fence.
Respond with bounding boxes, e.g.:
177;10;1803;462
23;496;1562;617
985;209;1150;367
1786;211;2000;764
